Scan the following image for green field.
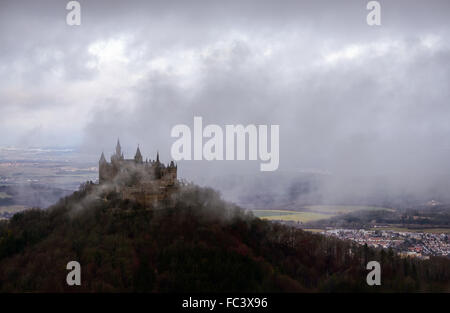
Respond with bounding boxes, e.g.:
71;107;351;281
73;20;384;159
302;205;394;214
251;205;394;223
251;210;332;222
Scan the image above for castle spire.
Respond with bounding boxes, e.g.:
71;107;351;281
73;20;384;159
116;138;122;156
156;150;160;163
134;145;143;163
99;151;106;164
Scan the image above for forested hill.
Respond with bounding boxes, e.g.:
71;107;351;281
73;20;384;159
0;182;449;292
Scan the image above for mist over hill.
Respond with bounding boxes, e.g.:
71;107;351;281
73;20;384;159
0;182;448;292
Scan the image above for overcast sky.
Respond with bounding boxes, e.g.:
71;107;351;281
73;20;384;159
1;0;450;203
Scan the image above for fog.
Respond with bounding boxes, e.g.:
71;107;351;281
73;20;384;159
1;0;450;206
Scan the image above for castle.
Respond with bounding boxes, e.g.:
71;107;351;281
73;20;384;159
99;140;178;206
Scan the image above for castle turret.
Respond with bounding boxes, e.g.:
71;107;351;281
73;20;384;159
112;138;124;162
99;152;106;164
116;139;122;157
135;145;143;163
99;152;108;183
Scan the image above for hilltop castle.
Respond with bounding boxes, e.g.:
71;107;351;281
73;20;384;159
99;140;178;206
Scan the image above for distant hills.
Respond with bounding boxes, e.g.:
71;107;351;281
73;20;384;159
0;183;449;292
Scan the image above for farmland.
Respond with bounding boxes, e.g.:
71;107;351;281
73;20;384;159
251;205;394;223
251;210;332;223
302;205;394;214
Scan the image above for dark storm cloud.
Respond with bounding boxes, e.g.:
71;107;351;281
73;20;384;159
1;0;450;204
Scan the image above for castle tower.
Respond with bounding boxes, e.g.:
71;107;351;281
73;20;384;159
112;139;124;162
99;152;108;183
135;145;143;163
99;151;106;164
116;139;123;157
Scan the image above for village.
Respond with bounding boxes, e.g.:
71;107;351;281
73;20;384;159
323;228;450;259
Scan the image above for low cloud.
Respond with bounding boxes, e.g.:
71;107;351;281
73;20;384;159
1;0;450;205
